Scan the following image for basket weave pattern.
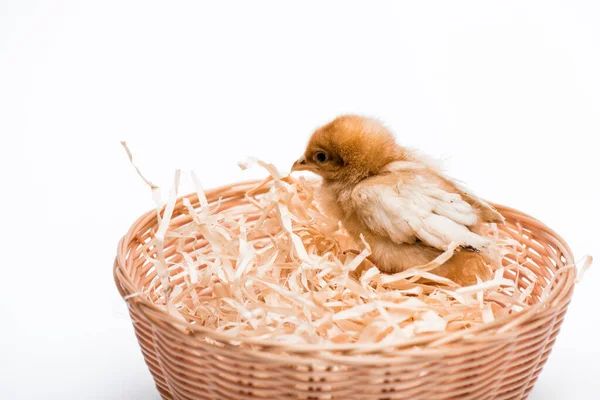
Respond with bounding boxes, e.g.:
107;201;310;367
114;181;575;400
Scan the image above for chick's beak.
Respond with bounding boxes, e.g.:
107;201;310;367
291;155;309;172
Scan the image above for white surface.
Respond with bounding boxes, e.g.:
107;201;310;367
1;1;599;399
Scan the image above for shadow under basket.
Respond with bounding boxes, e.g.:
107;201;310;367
114;180;576;400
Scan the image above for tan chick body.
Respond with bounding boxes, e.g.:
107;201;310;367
292;115;504;284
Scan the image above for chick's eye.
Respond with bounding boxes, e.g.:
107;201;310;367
314;151;328;164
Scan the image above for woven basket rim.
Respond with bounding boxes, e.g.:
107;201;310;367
114;180;576;357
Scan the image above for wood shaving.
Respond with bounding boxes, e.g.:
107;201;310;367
125;151;543;346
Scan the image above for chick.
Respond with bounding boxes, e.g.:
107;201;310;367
291;115;504;285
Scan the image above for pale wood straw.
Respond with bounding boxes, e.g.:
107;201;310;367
114;180;576;400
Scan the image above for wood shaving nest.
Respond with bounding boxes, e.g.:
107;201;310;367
124;150;546;347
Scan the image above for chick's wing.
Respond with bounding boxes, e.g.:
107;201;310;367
351;172;490;251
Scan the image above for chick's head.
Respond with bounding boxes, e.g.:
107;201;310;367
292;115;402;183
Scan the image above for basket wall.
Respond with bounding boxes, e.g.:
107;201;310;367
114;183;575;400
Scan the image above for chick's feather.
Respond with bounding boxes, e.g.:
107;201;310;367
352;172;490;252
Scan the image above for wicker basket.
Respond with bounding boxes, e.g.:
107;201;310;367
114;180;576;400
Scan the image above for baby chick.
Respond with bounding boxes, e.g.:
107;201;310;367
291;115;504;285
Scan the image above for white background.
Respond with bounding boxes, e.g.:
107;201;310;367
1;1;599;399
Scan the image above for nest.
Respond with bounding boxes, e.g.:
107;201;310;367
115;148;589;400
